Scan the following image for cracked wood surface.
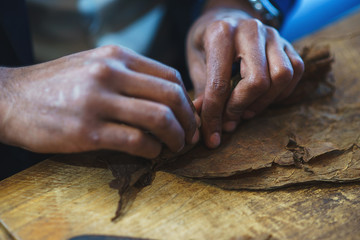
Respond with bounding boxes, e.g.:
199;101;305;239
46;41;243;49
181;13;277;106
1;10;360;240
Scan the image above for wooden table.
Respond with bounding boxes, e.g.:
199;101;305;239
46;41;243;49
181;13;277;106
1;10;360;240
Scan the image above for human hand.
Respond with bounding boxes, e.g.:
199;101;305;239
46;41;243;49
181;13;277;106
187;7;304;148
0;45;200;158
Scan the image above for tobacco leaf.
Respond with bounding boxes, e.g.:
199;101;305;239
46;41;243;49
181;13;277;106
280;45;335;105
160;103;360;178
102;152;154;222
203;144;360;190
51;151;153;222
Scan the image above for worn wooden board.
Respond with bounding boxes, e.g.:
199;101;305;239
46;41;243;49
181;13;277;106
1;156;360;240
1;9;360;240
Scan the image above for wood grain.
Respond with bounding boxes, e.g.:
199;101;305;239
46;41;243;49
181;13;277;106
1;9;360;240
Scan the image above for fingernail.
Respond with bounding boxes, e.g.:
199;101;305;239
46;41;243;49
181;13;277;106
195;114;202;128
209;132;221;148
223;121;237;132
243;110;256;119
191;128;200;144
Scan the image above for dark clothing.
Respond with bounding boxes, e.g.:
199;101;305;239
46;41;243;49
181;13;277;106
148;0;206;90
0;0;47;180
0;0;33;66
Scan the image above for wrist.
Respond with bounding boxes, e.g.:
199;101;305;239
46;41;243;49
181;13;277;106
204;0;260;18
203;0;281;28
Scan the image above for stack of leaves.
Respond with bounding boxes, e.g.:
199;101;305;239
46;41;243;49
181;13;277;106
106;45;360;221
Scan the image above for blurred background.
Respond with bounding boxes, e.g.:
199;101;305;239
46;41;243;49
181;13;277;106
27;0;360;63
281;0;360;41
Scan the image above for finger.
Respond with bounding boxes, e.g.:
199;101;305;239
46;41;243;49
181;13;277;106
136;61;202;129
94;45;200;127
224;19;270;126
126;51;183;85
93;45;181;85
101;95;186;153
193;94;204;114
242;28;294;117
123;50;199;116
109;69;199;145
187;44;207;98
275;41;305;101
185;48;205;128
98;122;162;159
202;21;235;148
186;29;207;128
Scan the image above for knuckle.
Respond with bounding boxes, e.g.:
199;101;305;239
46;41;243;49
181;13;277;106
212;20;232;32
99;45;121;58
247;74;270;94
166;68;183;85
292;56;305;75
206;20;233;39
244;18;263;30
243;19;265;37
77;122;101;147
86;129;101;146
210;78;230;96
126;130;145;150
167;83;184;106
88;61;112;80
156;106;175;130
272;65;294;85
266;26;279;39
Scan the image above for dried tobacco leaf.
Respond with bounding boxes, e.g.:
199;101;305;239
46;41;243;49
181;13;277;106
51;152;153;221
102;153;154;222
281;45;335;105
161;103;360;178
203;144;360;190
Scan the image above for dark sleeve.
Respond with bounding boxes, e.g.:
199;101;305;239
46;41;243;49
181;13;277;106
0;0;34;66
147;0;205;90
0;0;48;180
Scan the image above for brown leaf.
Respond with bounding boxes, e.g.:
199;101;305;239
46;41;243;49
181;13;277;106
204;145;360;190
103;152;154;222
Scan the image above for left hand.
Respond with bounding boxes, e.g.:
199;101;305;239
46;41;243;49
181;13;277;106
187;7;304;148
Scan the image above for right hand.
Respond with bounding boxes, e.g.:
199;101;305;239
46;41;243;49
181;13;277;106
187;8;304;148
0;45;200;158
